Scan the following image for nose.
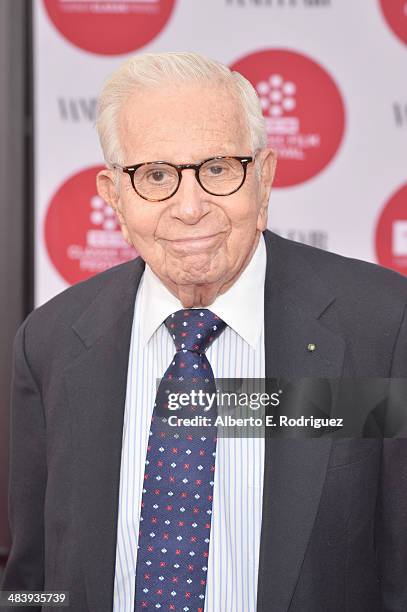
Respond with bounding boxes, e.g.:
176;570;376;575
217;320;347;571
168;168;211;225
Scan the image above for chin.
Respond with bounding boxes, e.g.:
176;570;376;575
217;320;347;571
166;252;224;279
171;270;222;286
169;262;226;286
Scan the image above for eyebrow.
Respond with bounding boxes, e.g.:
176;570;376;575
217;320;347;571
143;152;246;164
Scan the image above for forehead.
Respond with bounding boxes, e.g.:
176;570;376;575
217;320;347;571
118;82;251;163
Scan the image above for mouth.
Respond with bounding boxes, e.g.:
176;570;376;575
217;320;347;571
165;232;226;251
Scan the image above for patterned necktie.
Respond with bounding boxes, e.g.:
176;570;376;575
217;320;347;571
134;309;227;611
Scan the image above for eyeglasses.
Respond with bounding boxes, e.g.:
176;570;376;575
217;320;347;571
112;155;254;202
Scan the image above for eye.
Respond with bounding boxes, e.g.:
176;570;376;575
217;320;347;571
201;159;233;178
140;164;178;187
208;165;224;175
148;170;166;183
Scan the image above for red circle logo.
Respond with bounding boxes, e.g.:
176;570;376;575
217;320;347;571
45;166;137;285
375;182;407;276
43;0;176;55
380;0;407;47
230;49;346;188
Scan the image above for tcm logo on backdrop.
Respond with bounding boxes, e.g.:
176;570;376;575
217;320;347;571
230;50;345;187
375;183;407;276
380;0;407;47
45;166;137;285
43;0;176;55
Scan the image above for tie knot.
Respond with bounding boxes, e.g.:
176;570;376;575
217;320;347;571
164;309;227;353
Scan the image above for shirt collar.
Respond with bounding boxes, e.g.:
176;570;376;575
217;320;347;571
138;233;266;349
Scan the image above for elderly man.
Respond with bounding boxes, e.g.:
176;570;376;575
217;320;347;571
1;52;407;612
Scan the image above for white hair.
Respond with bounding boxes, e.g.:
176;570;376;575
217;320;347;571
95;51;267;170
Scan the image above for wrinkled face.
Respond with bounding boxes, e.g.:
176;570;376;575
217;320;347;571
97;82;276;306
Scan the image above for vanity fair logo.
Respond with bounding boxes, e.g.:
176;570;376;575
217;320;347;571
375;182;407;276
45;166;136;285
58;97;97;122
225;0;331;6
272;228;328;250
43;0;176;55
230;49;345;187
380;0;407;46
393;101;407;127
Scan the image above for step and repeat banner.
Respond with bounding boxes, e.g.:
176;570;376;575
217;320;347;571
33;0;407;306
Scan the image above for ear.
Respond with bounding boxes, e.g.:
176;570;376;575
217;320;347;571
96;168;132;245
256;148;277;232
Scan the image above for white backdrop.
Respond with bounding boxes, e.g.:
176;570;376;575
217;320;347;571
33;0;407;306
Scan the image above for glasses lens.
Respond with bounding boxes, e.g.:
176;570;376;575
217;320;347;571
199;158;245;195
133;163;179;200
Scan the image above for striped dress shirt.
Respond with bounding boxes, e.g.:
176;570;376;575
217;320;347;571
113;234;266;612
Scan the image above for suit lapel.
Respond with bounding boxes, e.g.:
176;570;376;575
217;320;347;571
64;258;145;612
257;231;345;612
